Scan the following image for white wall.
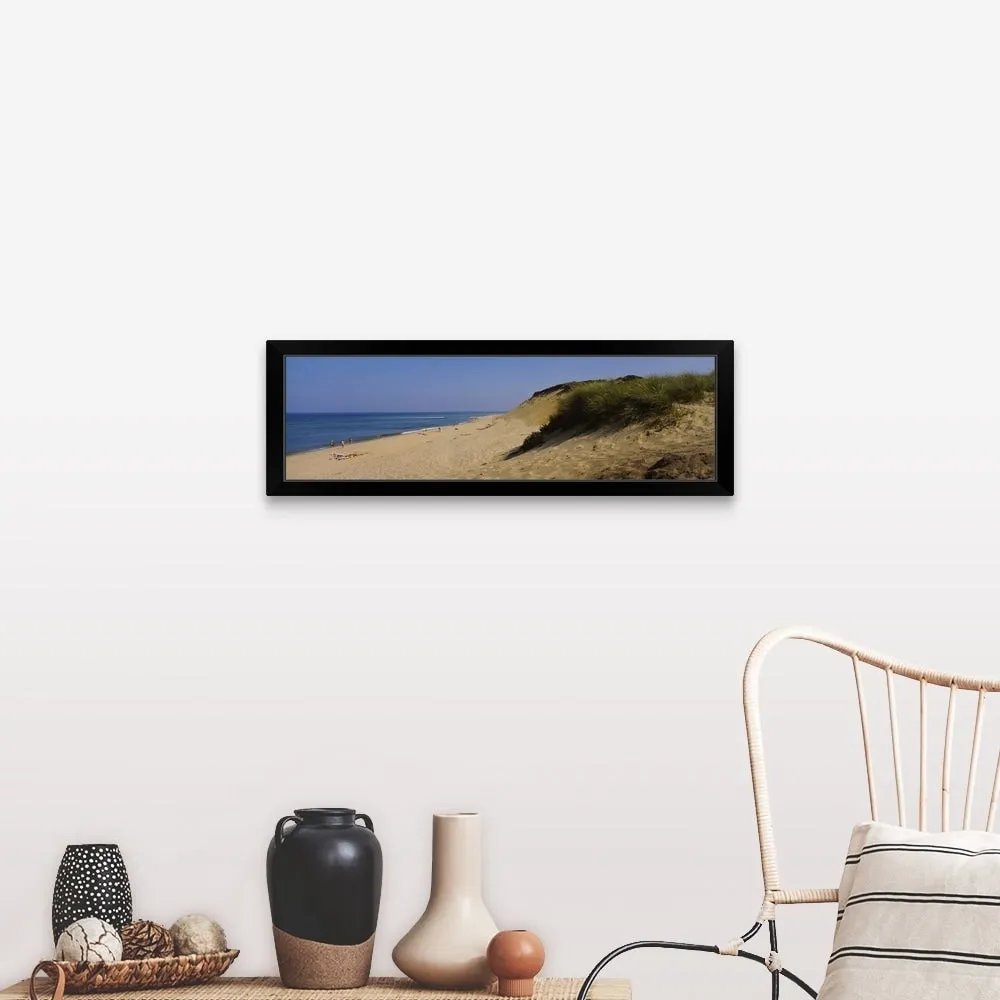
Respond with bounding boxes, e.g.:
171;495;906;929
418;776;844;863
2;3;999;996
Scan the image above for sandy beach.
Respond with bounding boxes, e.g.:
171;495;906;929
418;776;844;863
285;394;715;481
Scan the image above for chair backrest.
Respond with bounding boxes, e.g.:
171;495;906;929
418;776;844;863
743;626;1000;910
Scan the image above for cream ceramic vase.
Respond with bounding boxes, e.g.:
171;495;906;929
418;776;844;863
392;813;499;989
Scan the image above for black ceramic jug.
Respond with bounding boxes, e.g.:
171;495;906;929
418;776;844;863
267;807;382;989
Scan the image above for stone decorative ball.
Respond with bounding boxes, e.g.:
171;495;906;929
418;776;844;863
170;914;227;956
55;917;124;963
487;929;545;997
120;920;175;960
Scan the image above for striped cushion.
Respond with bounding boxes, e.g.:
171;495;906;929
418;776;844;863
818;821;1000;999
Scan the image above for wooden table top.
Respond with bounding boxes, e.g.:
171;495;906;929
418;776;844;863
1;976;630;1000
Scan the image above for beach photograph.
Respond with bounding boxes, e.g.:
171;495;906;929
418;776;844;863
275;349;726;488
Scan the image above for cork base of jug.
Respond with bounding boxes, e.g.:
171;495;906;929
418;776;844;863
273;926;374;989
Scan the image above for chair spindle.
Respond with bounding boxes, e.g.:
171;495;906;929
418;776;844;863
943;683;957;832
963;689;987;830
886;667;906;826
853;652;878;821
919;678;928;831
987;749;1000;832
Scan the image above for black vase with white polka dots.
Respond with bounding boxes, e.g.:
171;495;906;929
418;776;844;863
52;844;133;943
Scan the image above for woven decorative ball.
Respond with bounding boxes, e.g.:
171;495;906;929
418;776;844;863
170;914;227;956
55;917;123;963
120;919;175;959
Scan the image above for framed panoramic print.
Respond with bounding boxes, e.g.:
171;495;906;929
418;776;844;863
265;341;734;496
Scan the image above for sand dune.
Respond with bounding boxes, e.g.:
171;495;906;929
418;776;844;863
285;394;715;482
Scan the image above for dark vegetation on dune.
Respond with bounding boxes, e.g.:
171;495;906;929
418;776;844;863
512;372;715;455
524;373;643;401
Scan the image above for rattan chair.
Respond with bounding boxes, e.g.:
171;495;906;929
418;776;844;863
576;625;1000;1000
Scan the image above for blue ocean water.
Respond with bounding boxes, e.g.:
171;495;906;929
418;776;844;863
285;412;496;455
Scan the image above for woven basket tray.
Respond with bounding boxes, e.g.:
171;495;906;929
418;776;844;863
30;951;239;996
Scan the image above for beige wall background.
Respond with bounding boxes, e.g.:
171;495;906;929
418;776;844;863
2;3;999;997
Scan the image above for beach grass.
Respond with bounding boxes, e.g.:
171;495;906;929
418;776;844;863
515;372;715;453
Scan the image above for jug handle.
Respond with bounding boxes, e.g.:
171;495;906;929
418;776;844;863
356;813;375;831
275;815;302;845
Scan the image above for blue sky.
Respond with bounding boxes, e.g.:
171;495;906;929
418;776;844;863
285;354;715;413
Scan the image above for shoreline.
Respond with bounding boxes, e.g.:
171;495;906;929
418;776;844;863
286;414;502;460
284;413;524;480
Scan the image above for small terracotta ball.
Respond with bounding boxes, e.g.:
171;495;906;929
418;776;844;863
170;914;227;956
487;929;545;997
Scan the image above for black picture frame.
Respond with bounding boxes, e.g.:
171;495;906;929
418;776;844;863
266;341;734;496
